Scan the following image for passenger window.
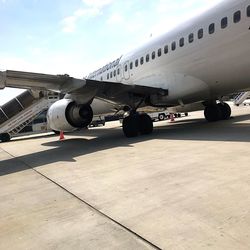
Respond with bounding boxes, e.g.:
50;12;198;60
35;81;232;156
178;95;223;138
114;70;116;77
125;65;128;72
110;72;113;78
221;17;228;29
171;41;176;51
164;45;168;54
117;68;120;75
158;48;162;57
234;11;241;23
146;54;150;62
198;28;203;39
189;33;194;43
179;38;184;47
130;62;133;70
152;51;156;60
107;73;109;80
247;5;250;17
140;57;144;65
135;59;139;67
209;23;215;34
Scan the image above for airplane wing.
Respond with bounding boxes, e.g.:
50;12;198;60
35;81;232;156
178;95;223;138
0;70;82;92
0;70;168;105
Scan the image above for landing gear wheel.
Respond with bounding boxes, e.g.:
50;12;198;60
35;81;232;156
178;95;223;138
0;133;11;142
158;113;165;121
204;105;222;122
139;114;153;135
217;103;231;120
122;115;139;138
122;113;153;137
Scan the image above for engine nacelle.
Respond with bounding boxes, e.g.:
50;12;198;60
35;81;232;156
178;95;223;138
47;99;93;132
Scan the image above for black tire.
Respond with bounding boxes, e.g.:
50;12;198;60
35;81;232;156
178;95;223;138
0;133;11;142
177;113;181;118
139;114;153;135
185;113;188;116
204;105;222;122
122;115;139;138
217;103;231;120
53;130;60;135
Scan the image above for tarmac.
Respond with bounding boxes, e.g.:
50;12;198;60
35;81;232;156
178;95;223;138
1;104;250;250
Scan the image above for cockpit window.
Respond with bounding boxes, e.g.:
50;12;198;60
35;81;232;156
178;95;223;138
248;5;250;17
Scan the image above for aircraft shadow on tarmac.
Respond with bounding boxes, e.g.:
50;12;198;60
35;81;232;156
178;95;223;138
1;113;250;176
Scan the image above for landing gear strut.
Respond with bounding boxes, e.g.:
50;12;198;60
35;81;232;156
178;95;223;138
122;112;153;138
204;103;231;122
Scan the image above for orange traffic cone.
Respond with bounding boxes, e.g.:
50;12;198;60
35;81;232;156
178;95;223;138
59;131;65;140
170;113;175;123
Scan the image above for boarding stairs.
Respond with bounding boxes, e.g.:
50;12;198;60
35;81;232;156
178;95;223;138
234;92;250;106
0;90;58;142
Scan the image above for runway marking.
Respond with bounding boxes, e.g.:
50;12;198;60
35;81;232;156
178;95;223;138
2;148;162;250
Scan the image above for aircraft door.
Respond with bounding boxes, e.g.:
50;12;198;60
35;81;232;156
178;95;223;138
123;61;130;80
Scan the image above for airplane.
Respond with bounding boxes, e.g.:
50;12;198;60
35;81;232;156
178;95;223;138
0;0;250;138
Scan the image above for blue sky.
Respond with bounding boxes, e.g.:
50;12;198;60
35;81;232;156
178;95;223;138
0;0;222;104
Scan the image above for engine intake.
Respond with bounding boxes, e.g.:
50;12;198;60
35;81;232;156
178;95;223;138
47;99;93;132
65;101;93;128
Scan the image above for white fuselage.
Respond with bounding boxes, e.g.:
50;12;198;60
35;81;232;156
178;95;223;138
88;0;250;107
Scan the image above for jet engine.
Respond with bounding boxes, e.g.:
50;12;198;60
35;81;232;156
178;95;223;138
47;99;93;132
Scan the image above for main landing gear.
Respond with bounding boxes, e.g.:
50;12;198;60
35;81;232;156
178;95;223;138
204;102;231;122
122;112;153;138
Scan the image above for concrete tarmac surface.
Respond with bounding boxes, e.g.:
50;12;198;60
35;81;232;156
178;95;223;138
1;105;250;250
